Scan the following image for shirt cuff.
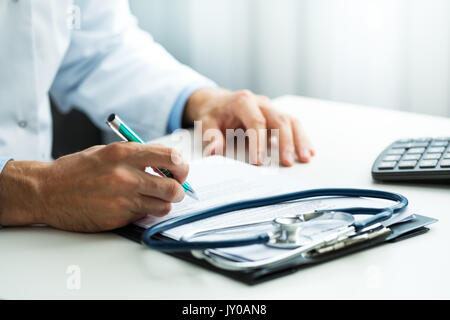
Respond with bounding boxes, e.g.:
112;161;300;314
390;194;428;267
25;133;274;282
0;157;13;229
167;84;215;134
0;157;12;176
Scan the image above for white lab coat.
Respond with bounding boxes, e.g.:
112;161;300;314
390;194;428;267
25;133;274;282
0;0;214;162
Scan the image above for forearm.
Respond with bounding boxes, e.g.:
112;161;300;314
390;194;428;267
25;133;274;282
0;161;46;226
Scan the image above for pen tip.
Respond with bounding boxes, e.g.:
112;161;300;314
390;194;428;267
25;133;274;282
186;189;199;201
191;193;200;201
108;113;116;122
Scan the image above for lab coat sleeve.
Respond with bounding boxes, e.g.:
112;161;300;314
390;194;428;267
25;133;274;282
0;157;12;224
50;0;216;141
0;157;12;176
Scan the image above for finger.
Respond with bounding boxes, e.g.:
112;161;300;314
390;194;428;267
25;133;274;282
133;195;173;217
136;170;185;203
107;142;189;184
291;118;315;163
202;117;225;156
83;144;106;154
258;104;296;167
231;91;267;164
277;117;295;166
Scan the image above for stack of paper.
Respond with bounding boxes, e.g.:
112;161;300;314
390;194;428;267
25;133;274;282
135;156;414;262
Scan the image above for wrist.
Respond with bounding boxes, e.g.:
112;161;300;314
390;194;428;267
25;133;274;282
183;87;229;126
0;160;50;226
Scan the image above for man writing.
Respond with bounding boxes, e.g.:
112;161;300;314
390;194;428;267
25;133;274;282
0;0;314;232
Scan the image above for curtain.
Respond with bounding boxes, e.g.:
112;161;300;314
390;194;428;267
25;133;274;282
129;0;450;117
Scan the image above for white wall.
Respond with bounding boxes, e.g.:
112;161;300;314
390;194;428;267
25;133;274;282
129;0;450;117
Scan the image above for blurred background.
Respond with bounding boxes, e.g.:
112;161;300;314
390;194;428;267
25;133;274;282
129;0;450;117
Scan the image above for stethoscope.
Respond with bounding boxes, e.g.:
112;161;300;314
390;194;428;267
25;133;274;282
142;188;408;271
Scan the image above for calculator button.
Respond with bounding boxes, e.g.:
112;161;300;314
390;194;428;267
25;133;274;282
407;148;425;154
402;154;421;161
423;153;442;160
419;160;438;168
413;138;431;142
427;147;446;153
378;161;397;170
398;161;417;169
411;142;429;148
383;155;401;161
392;143;412;149
445;153;450;159
387;148;405;155
431;141;448;147
440;160;450;168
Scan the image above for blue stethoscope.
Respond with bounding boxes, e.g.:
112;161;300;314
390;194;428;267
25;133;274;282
142;188;408;270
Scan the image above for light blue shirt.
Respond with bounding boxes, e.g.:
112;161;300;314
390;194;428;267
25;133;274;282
0;158;10;177
0;0;215;179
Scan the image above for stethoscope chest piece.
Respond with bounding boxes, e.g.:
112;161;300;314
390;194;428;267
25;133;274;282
268;217;308;248
266;211;356;249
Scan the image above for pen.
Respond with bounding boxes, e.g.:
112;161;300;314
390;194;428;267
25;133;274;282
106;113;199;200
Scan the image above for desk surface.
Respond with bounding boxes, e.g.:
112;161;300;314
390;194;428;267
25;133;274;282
1;96;449;299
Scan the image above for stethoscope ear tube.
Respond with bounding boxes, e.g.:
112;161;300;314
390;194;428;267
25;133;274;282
352;208;393;231
141;188;408;252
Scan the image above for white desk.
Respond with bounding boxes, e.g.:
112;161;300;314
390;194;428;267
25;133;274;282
1;96;449;299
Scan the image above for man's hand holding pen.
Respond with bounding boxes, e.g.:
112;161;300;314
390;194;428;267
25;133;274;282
0;143;188;232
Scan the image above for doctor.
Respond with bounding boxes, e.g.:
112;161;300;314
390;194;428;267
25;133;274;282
0;0;314;232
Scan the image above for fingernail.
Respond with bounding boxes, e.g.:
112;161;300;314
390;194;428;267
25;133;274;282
203;142;214;156
283;150;295;165
300;148;310;162
258;152;265;165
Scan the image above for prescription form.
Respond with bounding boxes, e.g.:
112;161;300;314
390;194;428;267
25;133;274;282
135;156;414;262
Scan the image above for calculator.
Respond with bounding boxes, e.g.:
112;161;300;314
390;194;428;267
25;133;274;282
372;137;450;182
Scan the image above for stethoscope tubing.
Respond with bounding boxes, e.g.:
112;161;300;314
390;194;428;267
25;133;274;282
141;188;408;252
198;225;357;271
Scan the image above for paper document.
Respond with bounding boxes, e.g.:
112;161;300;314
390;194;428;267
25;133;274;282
135;156;414;262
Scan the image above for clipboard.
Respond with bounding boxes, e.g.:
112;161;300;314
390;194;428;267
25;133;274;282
115;214;437;285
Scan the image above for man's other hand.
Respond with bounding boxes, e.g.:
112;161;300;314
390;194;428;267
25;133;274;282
184;88;315;167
